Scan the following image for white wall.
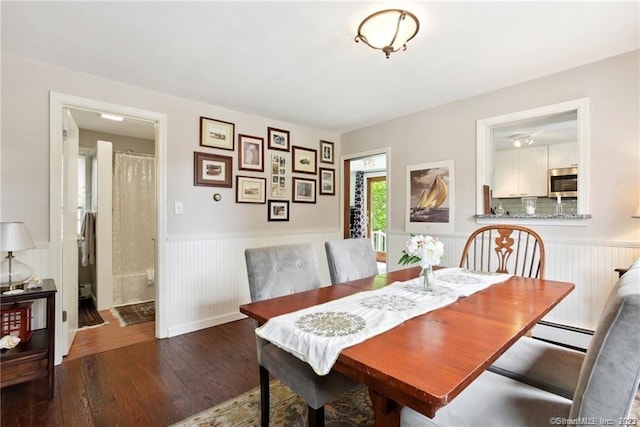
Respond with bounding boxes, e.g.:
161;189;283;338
1;53;342;345
342;50;639;242
2;51;639;339
1;53;341;241
342;50;640;330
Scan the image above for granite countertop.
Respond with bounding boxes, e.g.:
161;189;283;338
475;213;592;219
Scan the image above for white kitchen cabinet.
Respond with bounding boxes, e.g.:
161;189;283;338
548;142;578;169
493;146;548;198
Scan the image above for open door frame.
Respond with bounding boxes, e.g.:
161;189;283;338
49;92;168;364
339;147;390;242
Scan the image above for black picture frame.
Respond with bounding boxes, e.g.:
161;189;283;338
267;200;290;221
319;168;335;195
292;177;316;203
320;140;334;164
267;127;290;152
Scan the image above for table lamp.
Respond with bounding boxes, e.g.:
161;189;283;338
0;222;35;295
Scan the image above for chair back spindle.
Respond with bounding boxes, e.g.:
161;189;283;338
460;225;545;278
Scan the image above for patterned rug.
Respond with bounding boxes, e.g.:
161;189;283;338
78;298;105;328
110;300;155;326
172;380;373;427
173;379;640;427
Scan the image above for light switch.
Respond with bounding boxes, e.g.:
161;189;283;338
174;201;184;215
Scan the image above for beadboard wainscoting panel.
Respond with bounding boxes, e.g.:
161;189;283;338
164;231;341;337
15;236;639;342
12;246;52;329
385;231;639;331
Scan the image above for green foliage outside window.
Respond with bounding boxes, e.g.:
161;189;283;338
370;180;387;232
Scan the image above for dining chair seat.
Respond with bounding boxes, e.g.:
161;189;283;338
401;258;640;426
325;238;379;284
489;257;640;400
245;243;358;427
488;336;584;399
401;369;572;427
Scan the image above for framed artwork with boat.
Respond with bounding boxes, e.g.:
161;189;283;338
405;160;455;234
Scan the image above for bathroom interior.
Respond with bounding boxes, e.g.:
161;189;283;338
75;112;157;327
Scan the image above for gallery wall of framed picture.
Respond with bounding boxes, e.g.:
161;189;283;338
195;115;336;220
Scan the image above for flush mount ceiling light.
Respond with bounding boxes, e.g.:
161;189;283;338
511;135;534;148
354;9;419;59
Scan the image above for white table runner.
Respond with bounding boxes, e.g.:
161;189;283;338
256;268;511;375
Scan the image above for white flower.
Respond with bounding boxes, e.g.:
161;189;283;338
399;235;444;268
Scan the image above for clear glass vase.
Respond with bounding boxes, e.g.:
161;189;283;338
421;265;433;290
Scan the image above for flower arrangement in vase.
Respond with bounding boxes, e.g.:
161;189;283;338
399;235;445;289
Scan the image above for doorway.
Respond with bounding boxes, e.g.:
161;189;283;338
71;109;157;356
49;92;168;364
342;151;388;273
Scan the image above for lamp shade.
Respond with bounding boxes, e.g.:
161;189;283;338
355;9;419;59
0;222;35;252
633;204;640;218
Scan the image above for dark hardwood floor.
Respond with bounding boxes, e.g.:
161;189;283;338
1;318;259;426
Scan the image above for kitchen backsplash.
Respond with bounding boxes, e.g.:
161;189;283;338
491;197;577;215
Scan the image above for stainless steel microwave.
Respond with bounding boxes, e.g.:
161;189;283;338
548;167;578;198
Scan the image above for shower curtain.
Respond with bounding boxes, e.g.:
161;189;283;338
112;152;156;306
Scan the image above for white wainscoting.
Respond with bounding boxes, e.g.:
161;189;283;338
163;230;342;337
387;231;640;331
19;232;639;343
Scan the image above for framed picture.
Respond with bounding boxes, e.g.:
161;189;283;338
270;153;287;198
320;140;334;164
200;117;235;150
268;200;290;221
238;134;264;172
405;160;455;234
319;168;335;195
236;176;266;204
292;146;317;175
268;127;290;152
292;177;316;203
193;152;232;187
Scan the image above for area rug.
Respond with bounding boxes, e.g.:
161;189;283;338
78;298;106;328
172;380;373;427
173;379;640;427
110;300;155;326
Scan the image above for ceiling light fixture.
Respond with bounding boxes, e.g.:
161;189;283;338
100;113;124;122
355;9;419;59
511;135;534;148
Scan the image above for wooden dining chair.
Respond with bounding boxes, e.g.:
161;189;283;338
324;238;379;284
459;225;545;278
400;262;640;426
244;243;357;427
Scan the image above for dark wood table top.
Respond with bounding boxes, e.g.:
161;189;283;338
239;267;574;425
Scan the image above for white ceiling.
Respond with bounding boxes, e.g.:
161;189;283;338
2;1;638;136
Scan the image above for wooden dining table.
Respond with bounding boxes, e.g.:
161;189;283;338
239;266;575;426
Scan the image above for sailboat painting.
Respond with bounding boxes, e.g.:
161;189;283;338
406;160;455;234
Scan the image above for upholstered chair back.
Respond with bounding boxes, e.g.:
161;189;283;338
245;243;321;303
569;260;640;420
325;238;379;284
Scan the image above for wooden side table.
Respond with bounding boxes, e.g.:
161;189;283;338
0;279;57;399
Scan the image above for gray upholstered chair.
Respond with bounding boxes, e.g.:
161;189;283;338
244;243;357;427
487;336;585;399
400;259;640;426
324;238;379;284
489;257;640;400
